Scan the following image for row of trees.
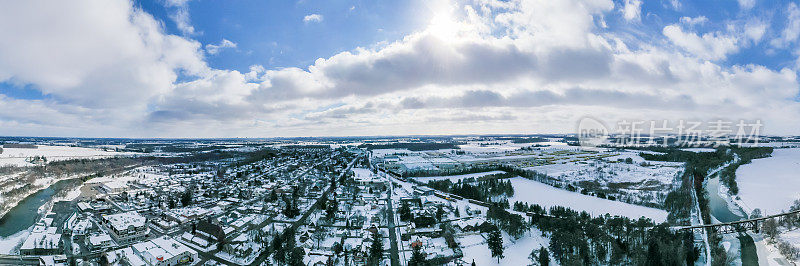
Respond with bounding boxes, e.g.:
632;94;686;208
425;178;515;202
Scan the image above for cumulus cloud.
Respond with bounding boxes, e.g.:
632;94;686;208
303;14;323;23
0;0;207;110
205;39;237;54
662;24;739;60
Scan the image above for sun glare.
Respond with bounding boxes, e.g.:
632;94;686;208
426;0;461;40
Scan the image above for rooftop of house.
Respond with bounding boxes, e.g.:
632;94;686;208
103;211;146;231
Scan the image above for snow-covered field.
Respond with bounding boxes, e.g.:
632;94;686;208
522;151;682;207
507;177;668;222
460;228;553;265
0;145;135;167
525;158;682;184
737;148;800;214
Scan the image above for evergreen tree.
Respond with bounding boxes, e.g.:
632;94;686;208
326;198;338;219
180;187;192;207
369;231;384;264
487;227;504;263
289;246;305;266
538;247;550;266
408;244;428;266
399;202;411;221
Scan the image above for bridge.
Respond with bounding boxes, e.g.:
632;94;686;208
676;209;800;234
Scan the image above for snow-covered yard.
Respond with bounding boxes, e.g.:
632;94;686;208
459;228;553;266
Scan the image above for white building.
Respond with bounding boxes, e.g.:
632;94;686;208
101;211;148;244
86;233;115;251
20;232;61;255
132;236;198;266
102;181;128;194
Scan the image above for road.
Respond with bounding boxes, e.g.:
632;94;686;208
384;174;401;266
249;153;360;266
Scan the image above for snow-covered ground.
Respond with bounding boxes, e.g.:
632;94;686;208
0;225;30;254
507;177;668;222
459;228;553;265
0;145;136;167
526;159;682;184
522;150;682;207
736;148;800;215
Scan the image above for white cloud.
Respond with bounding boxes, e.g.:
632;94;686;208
744;20;767;43
663;24;739;60
303;14;323;23
679;16;708;26
668;0;681;10
772;3;800;48
738;0;756;10
205;39;237;54
0;0;207;110
621;0;642;22
164;0;195;35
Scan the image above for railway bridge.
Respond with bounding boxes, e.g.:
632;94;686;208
676;209;800;234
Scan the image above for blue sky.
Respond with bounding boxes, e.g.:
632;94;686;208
141;0;430;71
1;0;800;137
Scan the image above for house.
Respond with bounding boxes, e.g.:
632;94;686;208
101;211;148;244
454;217;486;232
86;233;115;251
38;255;68;266
102;181;127;194
132;236;198;266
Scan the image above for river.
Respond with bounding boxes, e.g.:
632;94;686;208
706;176;744;223
0;178;82;237
706;173;761;265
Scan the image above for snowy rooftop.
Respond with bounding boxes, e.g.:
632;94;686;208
21;232;61;250
132;236;195;265
103;211;146;231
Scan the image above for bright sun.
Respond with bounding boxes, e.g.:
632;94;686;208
426;0;461;40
